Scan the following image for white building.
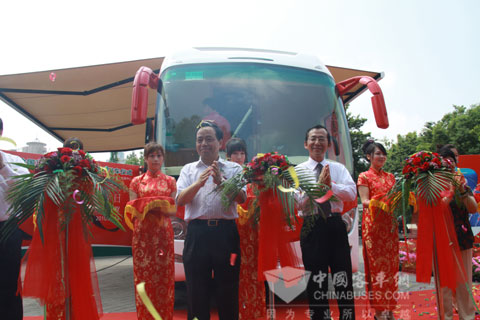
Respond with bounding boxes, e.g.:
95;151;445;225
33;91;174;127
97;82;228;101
22;138;47;154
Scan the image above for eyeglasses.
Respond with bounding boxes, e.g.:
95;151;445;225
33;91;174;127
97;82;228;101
308;137;328;143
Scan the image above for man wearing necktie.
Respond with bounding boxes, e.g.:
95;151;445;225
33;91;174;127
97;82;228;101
296;124;357;320
176;120;246;320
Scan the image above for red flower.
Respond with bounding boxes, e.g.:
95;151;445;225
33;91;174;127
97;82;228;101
44;151;57;158
58;147;73;155
79;159;91;169
60;155;71;163
78;150;86;157
73;166;83;175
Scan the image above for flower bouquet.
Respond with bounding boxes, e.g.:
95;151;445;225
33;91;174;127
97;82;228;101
389;151;455;211
220;152;333;224
1;147;125;320
219;152;333;279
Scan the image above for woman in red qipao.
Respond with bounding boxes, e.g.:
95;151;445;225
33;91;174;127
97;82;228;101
226;138;266;319
357;140;398;320
129;142;177;320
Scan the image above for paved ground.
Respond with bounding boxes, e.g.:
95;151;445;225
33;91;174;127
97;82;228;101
23;242;436;317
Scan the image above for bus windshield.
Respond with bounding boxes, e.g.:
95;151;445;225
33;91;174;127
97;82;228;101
156;62;353;175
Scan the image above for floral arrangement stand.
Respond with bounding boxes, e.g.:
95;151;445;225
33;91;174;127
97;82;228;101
0;147;125;320
388;151;470;320
219;152;333;319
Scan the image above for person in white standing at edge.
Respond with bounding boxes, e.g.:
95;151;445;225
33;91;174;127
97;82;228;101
0;117;29;320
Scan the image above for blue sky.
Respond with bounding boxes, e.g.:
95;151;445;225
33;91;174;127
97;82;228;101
1;0;478;157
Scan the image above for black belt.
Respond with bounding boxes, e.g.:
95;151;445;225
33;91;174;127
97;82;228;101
189;219;236;227
306;211;341;218
327;212;341;218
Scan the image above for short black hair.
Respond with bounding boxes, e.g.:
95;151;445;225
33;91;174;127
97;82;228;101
0;118;3;133
362;139;387;162
437;144;457;164
197;120;223;141
226;138;247;158
63;137;84;150
304;124;331;143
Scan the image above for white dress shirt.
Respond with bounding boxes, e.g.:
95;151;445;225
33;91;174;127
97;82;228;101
176;157;243;221
0;151;29;222
295;157;356;213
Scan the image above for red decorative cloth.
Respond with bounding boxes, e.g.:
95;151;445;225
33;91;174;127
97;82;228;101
416;192;464;291
358;167;398;310
129;170;176;320
23;197;103;320
257;189;299;281
237;185;266;319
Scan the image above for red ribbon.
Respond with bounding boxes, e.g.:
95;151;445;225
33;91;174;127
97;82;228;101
22;197;102;320
257;189;299;281
415;192;464;291
314;189;334;204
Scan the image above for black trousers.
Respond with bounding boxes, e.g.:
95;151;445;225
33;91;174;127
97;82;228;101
300;215;355;320
183;219;240;320
0;222;23;320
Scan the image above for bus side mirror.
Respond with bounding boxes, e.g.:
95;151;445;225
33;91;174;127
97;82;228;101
336;76;389;129
131;66;159;125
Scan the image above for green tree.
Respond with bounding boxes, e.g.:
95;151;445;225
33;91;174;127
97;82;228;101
419;104;480;154
383;103;480;175
109;152;119;163
346;105;371;181
125;152;143;166
383;132;422;175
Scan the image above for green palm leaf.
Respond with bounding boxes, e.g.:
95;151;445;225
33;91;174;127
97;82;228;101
416;170;453;205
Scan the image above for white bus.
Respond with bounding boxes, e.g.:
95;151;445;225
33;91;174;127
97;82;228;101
130;47;389;275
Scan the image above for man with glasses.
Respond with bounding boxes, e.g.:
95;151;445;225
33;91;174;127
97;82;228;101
176;120;246;320
296;124;357;320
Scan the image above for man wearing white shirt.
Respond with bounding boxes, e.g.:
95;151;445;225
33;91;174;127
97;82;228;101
296;124;357;320
0;118;29;320
176;120;246;320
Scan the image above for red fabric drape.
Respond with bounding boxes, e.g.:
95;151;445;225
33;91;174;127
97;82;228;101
257;189;299;281
416;196;465;292
23;197;102;320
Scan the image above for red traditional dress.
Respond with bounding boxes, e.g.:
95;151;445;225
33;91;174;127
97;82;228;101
357;167;398;311
129;170;176;320
237;185;266;319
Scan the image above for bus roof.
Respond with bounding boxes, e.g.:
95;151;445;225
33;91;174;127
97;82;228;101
162;47;333;76
0;55;383;152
